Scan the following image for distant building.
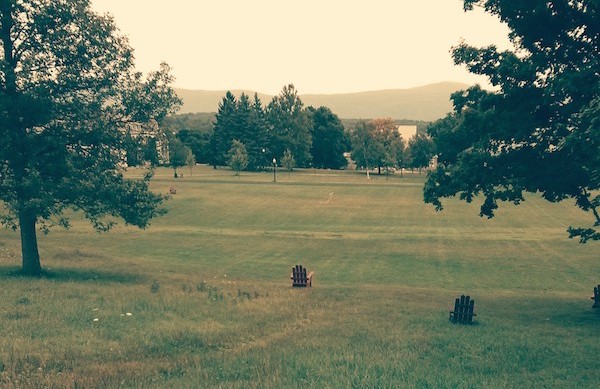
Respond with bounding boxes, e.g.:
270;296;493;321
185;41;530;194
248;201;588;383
397;125;417;144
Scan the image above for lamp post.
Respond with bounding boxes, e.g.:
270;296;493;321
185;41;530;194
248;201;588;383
272;158;277;182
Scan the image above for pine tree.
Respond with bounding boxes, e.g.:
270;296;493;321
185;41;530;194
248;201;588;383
211;91;237;167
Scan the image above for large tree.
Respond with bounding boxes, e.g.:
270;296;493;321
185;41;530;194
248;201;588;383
0;0;181;275
210;91;237;167
210;92;269;170
227;139;248;176
168;137;191;178
266;84;313;167
407;133;435;173
308;106;349;169
350;120;384;172
424;0;599;242
350;118;404;175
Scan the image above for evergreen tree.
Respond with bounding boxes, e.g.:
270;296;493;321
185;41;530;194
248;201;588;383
227;140;249;175
266;84;313;167
210;91;237;167
245;94;270;170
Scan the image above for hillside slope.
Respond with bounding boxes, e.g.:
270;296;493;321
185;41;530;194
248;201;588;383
174;81;469;121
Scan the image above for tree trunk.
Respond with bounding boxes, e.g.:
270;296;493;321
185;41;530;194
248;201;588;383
19;210;42;276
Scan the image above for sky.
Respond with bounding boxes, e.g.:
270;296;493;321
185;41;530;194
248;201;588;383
90;0;513;95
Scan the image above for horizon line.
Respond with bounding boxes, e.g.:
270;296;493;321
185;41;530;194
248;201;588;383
171;80;475;96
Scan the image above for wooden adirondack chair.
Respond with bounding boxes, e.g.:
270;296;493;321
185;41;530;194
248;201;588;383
291;265;314;287
449;295;477;324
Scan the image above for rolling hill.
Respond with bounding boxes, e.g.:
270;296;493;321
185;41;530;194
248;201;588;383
174;81;469;121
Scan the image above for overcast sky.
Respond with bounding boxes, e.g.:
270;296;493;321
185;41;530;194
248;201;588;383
90;0;513;95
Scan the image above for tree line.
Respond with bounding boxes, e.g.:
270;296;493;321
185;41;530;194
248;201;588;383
153;84;435;175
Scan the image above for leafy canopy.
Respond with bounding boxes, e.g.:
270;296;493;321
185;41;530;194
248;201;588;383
0;0;181;275
424;0;599;242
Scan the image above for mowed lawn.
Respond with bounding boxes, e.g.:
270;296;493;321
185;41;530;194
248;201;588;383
0;166;598;388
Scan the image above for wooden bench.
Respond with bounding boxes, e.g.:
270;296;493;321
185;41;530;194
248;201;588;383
449;295;476;324
290;265;314;287
592;285;600;308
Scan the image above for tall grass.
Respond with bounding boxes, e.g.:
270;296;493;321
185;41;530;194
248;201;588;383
0;165;598;388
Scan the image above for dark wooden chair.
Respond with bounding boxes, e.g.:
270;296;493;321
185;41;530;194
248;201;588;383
449;295;476;324
291;265;314;287
591;285;599;308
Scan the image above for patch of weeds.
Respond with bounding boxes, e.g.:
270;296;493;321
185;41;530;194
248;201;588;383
207;287;224;301
237;289;260;300
197;281;206;292
150;280;160;293
16;296;30;305
5;310;29;320
159;365;186;379
181;283;193;293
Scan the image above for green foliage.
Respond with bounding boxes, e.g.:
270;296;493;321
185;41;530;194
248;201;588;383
0;0;180;275
350;118;405;174
176;129;212;164
211;92;269;170
350;120;380;170
168;138;192;177
406;133;435;172
227;140;249;175
150;280;160;293
425;0;599;242
164;113;215;165
280;149;295;172
266;84;313;167
185;149;196;176
309;106;349;169
163;112;215;134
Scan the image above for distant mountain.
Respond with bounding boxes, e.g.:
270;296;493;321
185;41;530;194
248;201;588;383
174;82;469;121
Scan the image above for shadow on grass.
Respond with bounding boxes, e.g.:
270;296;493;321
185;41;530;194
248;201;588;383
482;295;600;329
0;265;146;284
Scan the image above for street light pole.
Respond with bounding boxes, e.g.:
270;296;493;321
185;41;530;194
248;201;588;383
272;158;277;182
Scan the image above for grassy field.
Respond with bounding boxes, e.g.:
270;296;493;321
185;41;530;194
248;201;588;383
0;165;598;388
